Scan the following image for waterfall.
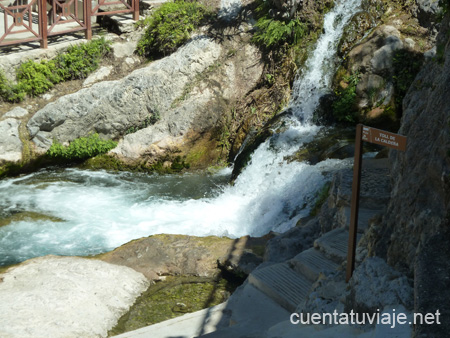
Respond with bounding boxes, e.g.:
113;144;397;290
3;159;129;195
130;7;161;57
0;0;361;266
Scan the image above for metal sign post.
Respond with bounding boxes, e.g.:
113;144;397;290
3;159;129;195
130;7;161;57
346;124;407;282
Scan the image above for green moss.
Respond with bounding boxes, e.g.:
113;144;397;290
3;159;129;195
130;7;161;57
0;211;63;228
310;182;331;216
108;275;239;336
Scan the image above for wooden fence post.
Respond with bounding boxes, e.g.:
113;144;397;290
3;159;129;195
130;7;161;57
40;0;48;48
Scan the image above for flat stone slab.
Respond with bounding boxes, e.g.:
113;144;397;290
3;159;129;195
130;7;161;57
314;228;361;262
290;247;340;281
342;207;383;233
248;263;312;312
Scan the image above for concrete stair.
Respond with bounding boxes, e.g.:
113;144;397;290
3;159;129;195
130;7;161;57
248;263;312;312
290;247;340;281
342;206;383;233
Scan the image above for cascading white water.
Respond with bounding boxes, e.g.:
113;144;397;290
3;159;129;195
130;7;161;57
0;0;361;266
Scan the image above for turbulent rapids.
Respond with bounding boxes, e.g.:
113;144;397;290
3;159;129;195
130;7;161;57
0;0;362;266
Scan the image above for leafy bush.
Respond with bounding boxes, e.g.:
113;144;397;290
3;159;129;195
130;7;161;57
0;38;111;103
332;72;360;123
136;0;210;58
16;60;61;96
252;17;308;48
53;38;111;80
47;133;117;161
251;0;308;49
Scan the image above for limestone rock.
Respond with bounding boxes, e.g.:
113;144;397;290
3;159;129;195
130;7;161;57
27;36;223;154
98;234;268;281
346;257;413;313
414;227;450;337
415;0;443;28
83;65;114;87
0;256;149;338
0;118;23;163
264;218;321;263
373;17;450;274
3;107;28;118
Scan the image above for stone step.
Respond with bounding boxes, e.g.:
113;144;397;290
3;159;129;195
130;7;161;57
342;207;383;233
314;228;361;262
289;247;340;281
248;263;312;312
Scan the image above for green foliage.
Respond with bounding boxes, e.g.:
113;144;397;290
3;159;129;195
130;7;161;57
0;38;111;103
136;1;210;58
53;38;111;80
332;72;360;123
252;17;308;48
16;60;61;96
439;0;450;14
125;111;161;134
47;133;117;161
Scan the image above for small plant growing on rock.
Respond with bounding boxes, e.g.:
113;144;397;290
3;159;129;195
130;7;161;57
47;133;117;161
332;71;360;123
136;0;211;58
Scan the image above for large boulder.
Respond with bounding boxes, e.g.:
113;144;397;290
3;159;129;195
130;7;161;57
0;256;149;338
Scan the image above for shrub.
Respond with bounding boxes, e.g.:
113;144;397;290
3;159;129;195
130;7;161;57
47;133;117;161
0;38;111;103
136;0;210;58
252;17;308;48
332;72;360;123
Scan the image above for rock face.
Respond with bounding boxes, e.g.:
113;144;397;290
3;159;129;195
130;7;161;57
371;17;450;276
0;118;23;163
27;36;222;153
25;33;263;168
0;256;149;338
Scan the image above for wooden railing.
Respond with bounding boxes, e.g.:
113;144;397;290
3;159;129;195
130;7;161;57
0;0;138;48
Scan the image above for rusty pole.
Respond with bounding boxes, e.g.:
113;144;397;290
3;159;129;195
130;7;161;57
346;123;363;282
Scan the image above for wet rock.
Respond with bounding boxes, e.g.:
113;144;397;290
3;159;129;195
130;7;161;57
264;218;321;263
0;256;149;338
0;118;22;163
99;234;268;281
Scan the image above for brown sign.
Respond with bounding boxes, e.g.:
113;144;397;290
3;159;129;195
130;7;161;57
361;125;407;151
